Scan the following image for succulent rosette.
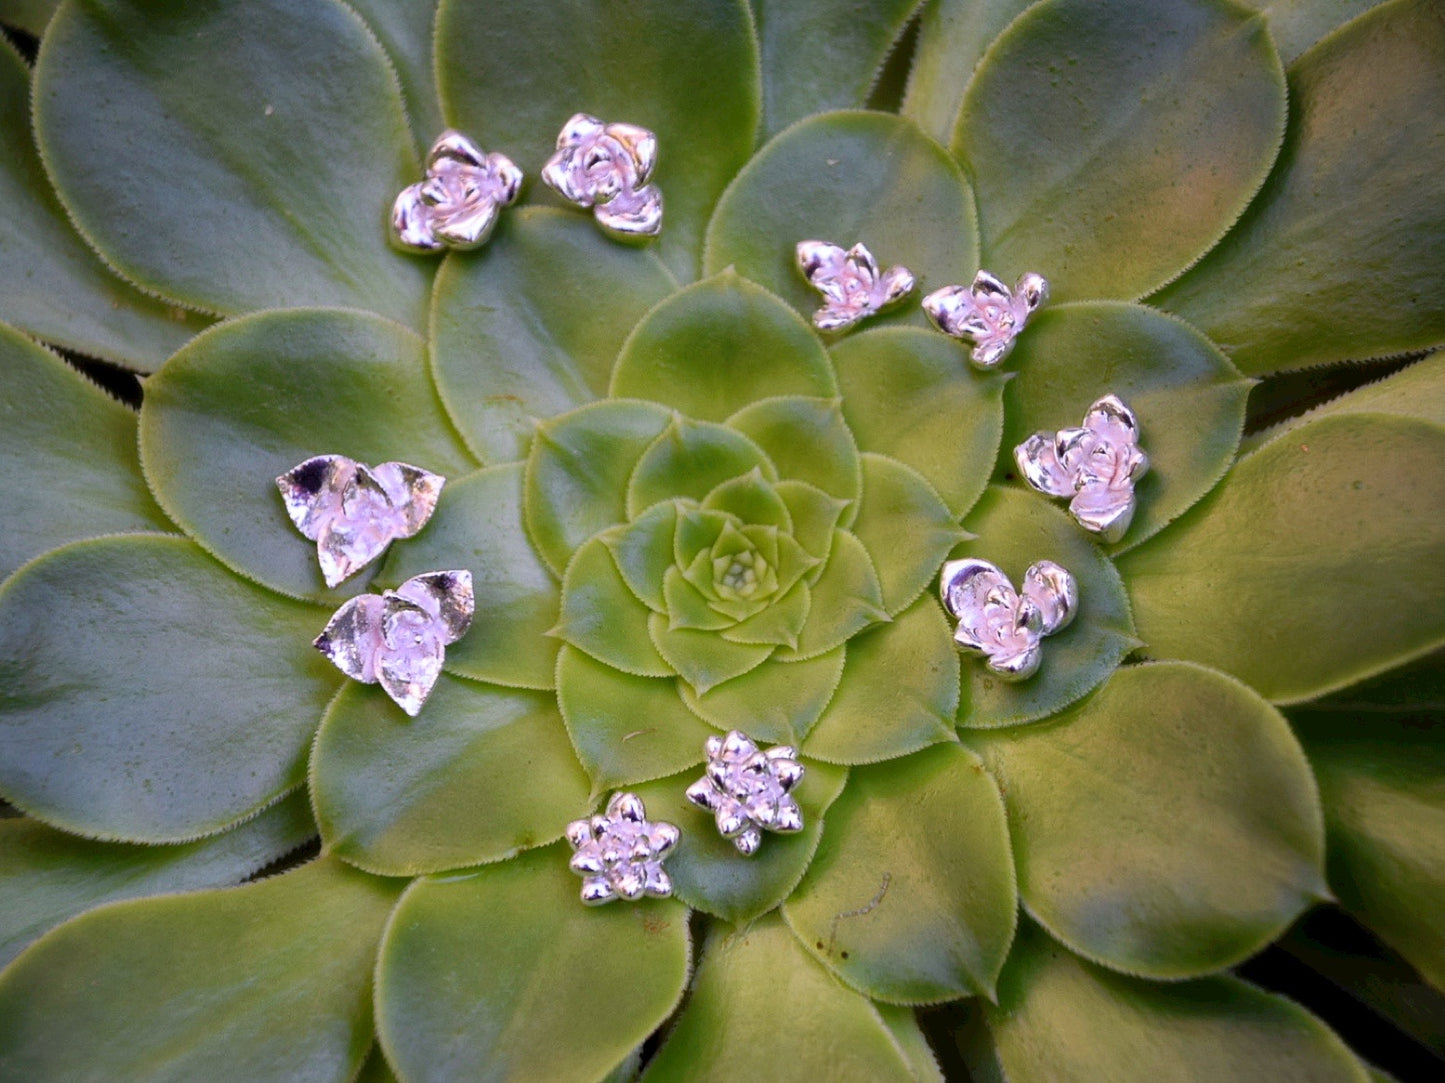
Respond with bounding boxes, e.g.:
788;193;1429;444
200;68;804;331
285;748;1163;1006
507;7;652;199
1;0;1443;1080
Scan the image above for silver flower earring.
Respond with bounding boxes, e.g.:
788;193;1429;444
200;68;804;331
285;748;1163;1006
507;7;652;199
940;558;1077;681
1015;395;1148;543
276;455;444;587
796;240;915;332
923;269;1048;368
541;113;663;239
565;792;679;905
686;730;804;855
391;130;522;253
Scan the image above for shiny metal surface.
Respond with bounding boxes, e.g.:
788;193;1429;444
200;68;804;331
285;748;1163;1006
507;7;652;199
565;792;679;905
939;557;1077;681
795;240;915;331
391;130;522;253
922;269;1048;368
685;730;805;856
541;113;663;239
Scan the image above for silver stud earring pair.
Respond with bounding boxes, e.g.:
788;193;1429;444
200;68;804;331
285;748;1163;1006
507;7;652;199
276;454;473;717
391;114;663;253
565;730;805;905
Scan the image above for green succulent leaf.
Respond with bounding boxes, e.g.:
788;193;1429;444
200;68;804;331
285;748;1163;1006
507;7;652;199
0;43;209;371
526;399;673;578
955;487;1137;728
34;0;430;329
1293;351;1445;431
376;843;689;1083
1241;0;1383;65
556;646;713;791
832;327;1007;518
1156;0;1445;373
628;416;776;515
681;645;845;746
1120;414;1445;703
876;1003;947;1082
773;529;888;661
785;742;1016;1003
141;307;477;604
902;0;1034;144
311;677;590;876
968;662;1327;980
377;464;560;690
354;1046;401;1083
649;613;773;693
558;536;672;677
0;535;338;842
430;209;676;463
803;593;959;764
751;0;920;136
344;0;443;150
0;322;170;581
643;916;925;1081
435;0;759;280
1295;709;1445;990
1000;302;1253;552
612;271;837;419
632;759;847;923
0;856;400;1083
0;0;58;35
727;396;863;504
852;452;968;616
606;500;678;612
0;789;315;969
705;110;979;330
983;921;1369;1082
954;0;1287;302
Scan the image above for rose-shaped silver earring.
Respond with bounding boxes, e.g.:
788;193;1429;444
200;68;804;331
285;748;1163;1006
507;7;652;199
940;558;1077;681
540;113;663;240
1016;395;1148;543
565;792;679;905
314;570;473;716
686;730;804;855
922;269;1048;368
795;240;916;332
391;130;522;253
277;455;444;588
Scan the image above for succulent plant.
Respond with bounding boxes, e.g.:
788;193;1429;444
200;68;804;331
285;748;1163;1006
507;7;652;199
1;0;1442;1079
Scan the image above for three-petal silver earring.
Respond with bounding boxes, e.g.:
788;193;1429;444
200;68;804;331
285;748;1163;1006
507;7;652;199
541;113;663;239
391;130;522;253
314;570;474;716
1015;395;1148;542
566;792;679;905
796;240;915;332
686;731;805;855
923;269;1048;368
276;455;444;587
940;558;1077;681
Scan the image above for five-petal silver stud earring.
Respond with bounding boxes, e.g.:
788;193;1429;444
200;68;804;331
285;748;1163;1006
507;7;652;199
276;455;444;587
314;570;474;716
796;240;915;332
391;130;523;253
566;792;679;905
686;731;805;855
541;113;663;239
940;558;1077;681
923;269;1048;368
1016;395;1148;543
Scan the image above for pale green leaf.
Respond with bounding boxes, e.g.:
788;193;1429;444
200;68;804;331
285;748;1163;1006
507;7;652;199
435;0;758;280
804;593;959;764
627;416;775;517
705;110;978;331
377;464;560;690
851;453;967;616
643;916;920;1081
1155;0;1445;372
1120;414;1445;702
773;530;887;662
955;487;1137;728
0;790;314;969
999;302;1252;553
727;396;862;504
0;857;400;1083
0;535;338;842
0;0;58;35
1243;0;1383;64
611;271;836;419
34;0;430;328
901;0;1034;144
682;648;846;746
430;209;676;463
140;307;476;604
606;500;678;613
557;537;672;677
968;662;1327;979
311;676;590;876
649;613;773;694
0;321;169;580
0;42;209;370
556;646;713;791
343;0;443;149
955;0;1287;302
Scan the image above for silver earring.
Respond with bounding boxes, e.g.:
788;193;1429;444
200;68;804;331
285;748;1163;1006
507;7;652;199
565;792;679;905
922;269;1048;368
940;558;1076;681
796;240;915;332
686;731;804;855
391;130;522;253
541;113;663;239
